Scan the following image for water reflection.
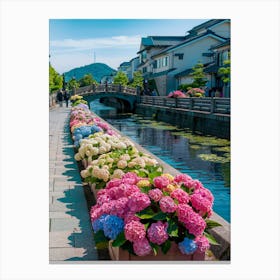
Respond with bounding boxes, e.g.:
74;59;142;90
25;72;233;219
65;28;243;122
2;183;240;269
89;100;230;222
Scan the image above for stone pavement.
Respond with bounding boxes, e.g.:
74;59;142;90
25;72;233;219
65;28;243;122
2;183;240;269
49;105;98;262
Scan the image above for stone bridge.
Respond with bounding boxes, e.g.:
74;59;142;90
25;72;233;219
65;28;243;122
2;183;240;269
72;84;138;112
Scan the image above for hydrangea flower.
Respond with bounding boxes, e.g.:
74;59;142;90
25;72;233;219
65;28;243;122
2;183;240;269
195;235;210;253
133;238;152;256
190;193;213;215
124;220;146;242
103;215;124;240
153;176;170;189
92;214;109;233
170;188;190;204
159;196;177;213
148;189;163;202
147;221;169;245
178;237;198;255
127;192;151;212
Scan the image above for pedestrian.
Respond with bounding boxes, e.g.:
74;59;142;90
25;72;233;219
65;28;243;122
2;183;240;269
56;89;63;107
63;90;70;107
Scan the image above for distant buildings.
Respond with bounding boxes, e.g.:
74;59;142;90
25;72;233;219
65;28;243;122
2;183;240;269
118;19;230;97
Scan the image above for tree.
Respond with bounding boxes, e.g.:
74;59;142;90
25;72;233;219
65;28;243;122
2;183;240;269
78;73;97;87
218;53;230;85
190;62;207;88
67;78;80;90
49;64;63;93
130;71;144;89
113;71;129;86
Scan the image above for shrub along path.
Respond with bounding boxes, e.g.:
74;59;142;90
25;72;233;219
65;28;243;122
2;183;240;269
49;104;99;262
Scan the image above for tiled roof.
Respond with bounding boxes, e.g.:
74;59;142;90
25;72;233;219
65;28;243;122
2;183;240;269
189;19;229;33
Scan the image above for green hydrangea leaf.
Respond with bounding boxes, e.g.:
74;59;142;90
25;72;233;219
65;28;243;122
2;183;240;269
112;232;126;247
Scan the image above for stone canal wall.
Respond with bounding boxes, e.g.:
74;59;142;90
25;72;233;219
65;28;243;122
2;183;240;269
135;103;230;139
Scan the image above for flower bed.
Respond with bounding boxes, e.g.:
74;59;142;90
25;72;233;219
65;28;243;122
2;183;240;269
69;95;221;261
167;90;186;98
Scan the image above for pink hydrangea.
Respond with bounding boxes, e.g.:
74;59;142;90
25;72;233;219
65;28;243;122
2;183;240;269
107;186;125;200
170;188;190;204
106;178;122;189
124;211;141;224
96;189;108;198
153;176;170;189
124;220;146;242
127;192;151;212
90;205;103;222
96;194;111;206
148;189;163;202
177;204;194;224
100;201;114;216
188;179;203;190
147;221;169;245
110;197;129;218
184;211;206;237
174;174;192;185
194;187;214;204
195;235;210;253
123;184;141;198
133;238;152;256
122;172;140;185
159;196;177;213
190;193;213;216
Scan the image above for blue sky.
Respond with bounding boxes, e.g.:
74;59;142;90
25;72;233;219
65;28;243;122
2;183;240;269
49;19;209;74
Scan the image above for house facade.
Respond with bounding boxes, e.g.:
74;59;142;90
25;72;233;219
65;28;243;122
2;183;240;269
136;19;230;96
136;36;186;91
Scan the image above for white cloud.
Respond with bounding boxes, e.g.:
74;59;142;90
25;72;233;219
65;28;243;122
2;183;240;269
50;35;141;53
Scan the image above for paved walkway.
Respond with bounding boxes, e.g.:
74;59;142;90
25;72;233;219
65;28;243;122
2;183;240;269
49;105;98;262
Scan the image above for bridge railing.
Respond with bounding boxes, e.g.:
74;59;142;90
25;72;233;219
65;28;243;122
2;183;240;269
72;84;137;96
140;96;230;115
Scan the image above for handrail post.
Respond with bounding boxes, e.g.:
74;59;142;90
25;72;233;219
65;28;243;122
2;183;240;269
190;98;193;110
210;98;215;114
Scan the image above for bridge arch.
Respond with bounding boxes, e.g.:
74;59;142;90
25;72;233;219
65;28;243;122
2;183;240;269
82;92;137;112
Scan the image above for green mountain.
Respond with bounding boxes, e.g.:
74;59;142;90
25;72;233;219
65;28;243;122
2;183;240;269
64;63;117;83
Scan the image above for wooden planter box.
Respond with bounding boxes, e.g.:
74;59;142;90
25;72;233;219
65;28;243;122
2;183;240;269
108;241;205;261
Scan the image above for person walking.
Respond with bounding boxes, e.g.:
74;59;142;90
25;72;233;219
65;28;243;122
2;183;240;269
56;89;63;107
63;90;70;107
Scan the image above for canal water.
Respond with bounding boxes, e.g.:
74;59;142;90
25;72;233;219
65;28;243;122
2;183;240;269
90;100;230;222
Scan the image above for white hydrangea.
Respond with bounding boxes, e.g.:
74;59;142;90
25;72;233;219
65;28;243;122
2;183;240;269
117;160;127;169
120;154;130;161
74;153;81;161
111;169;125;179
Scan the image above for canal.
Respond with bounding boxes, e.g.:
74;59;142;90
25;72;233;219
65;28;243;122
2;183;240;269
90;100;230;222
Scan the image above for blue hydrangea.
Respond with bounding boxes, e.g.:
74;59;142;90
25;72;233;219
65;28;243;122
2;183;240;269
74;133;83;141
92;214;109;233
103;215;124;240
91;125;102;134
178;237;198;255
74;140;80;148
74;128;81;135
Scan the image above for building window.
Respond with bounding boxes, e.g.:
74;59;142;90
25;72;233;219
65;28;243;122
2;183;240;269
162;56;169;67
142;67;147;73
141;51;147;63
